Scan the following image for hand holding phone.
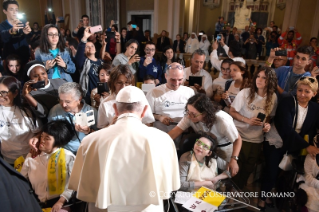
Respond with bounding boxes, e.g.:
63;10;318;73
275;50;287;56
257;112;266;122
31;81;45;89
90;25;102;34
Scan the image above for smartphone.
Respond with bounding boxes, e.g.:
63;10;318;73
75;110;95;127
105;31;115;43
80;19;83;23
97;82;109;94
90;25;103;34
257;112;266;122
31;81;45;89
17;13;26;27
217;34;222;42
131;24;137;29
275;50;287;56
58;17;64;23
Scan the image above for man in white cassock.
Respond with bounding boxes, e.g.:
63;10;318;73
69;86;180;212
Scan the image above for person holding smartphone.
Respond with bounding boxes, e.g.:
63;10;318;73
139;41;163;84
72;14;89;40
35;24;76;82
22;60;66;121
0;0;32;66
75;26;102;105
229;67;278;191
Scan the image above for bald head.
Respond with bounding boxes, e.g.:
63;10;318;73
165;62;184;90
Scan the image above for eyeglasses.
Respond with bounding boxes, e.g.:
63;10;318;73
116;81;130;86
184;110;202;118
145;48;155;52
48;33;60;38
0;91;9;97
167;65;184;70
300;77;316;83
195;139;211;151
221;67;230;72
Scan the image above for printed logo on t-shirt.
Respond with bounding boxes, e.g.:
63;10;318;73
248;103;264;111
163;101;184;107
152;66;158;73
0;120;5;127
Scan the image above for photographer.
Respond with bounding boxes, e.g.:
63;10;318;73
0;0;32;66
72;14;89;40
244;34;257;59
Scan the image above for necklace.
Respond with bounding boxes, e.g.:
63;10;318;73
1;106;16;127
193;151;205;167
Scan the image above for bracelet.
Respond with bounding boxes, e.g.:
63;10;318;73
265;60;272;67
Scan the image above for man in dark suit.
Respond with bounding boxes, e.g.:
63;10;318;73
173;34;185;53
223;25;234;46
156;30;170;52
0;157;42;211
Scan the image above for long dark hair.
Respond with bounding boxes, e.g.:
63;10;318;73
186;93;219;129
198;133;218;168
231;61;250;90
0;76;36;126
160;46;177;66
39;24;66;53
3;54;23;81
248;66;277;116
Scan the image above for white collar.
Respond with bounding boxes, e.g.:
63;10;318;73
117;113;141;121
40;80;51;90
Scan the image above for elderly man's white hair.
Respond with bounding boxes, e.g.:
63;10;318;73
58;82;83;100
116;101;145;114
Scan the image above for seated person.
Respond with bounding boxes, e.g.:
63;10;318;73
139;41;163;84
179;133;230;192
21;120;75;211
0;76;41;165
90;63;111;109
211;58;233;90
47;82;98;154
98;65;154;128
2;54;25;85
22;61;66;120
143;74;156;84
298;153;319;212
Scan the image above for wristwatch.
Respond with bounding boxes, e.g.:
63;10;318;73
231;155;239;161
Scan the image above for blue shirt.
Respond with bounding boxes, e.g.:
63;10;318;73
49;49;60;79
275;66;311;98
139;57;163;83
48;101;98;154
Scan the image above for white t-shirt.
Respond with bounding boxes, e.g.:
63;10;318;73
20;148;75;202
97;93;155;128
227;81;240;103
0;106;41;164
212;76;230;91
231;88;277;143
184;67;213;97
146;84;194;133
177;110;238;161
295;105;308;134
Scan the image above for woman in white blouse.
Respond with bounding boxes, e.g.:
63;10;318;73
21;120;75;212
0;76;41;164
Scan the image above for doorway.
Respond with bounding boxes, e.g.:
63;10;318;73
127;10;154;36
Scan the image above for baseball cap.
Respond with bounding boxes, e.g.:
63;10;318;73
116;86;146;103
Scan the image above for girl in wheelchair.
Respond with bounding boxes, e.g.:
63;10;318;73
179;133;230;192
21;120;76;212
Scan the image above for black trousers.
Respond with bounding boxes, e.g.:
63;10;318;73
260;141;284;201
